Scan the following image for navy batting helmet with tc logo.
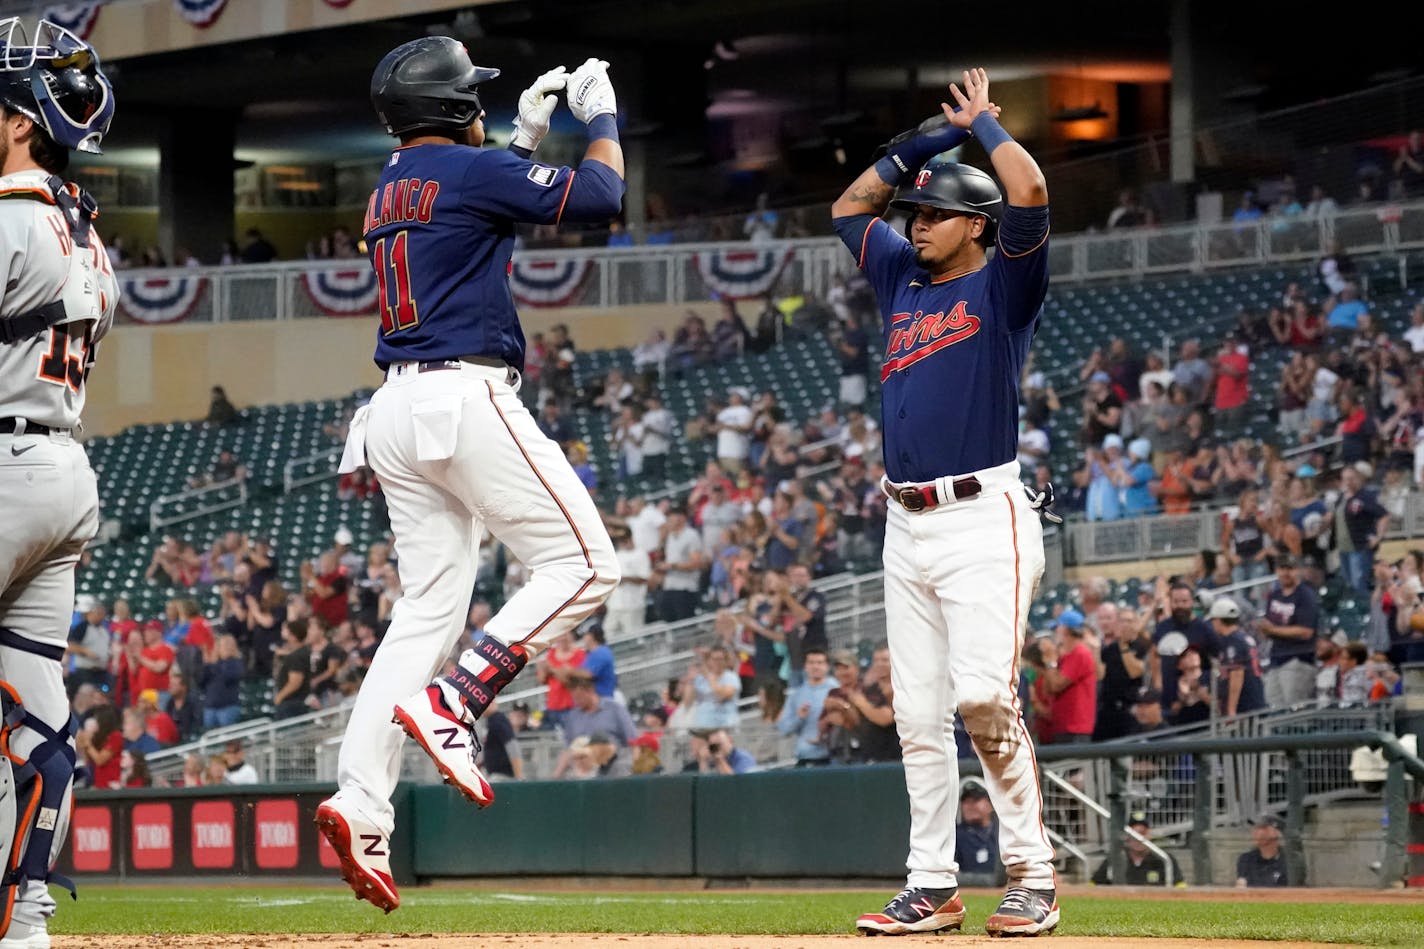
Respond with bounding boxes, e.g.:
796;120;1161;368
891;158;1004;240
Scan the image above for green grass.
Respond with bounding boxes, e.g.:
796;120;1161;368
48;886;1424;945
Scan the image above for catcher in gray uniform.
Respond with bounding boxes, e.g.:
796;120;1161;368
0;17;117;949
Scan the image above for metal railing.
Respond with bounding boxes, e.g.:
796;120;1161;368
108;198;1424;327
1077;731;1420;887
148;476;247;532
1065;489;1424;565
282;447;343;493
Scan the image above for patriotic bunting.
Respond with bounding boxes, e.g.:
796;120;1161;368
510;258;594;308
41;3;102;39
174;0;227;27
118;276;207;325
693;247;794;300
302;268;379;317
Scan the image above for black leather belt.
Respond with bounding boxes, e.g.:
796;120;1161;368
417;355;507;373
0;418;56;436
883;475;982;512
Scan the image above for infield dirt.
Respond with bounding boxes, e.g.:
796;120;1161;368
51;938;1367;949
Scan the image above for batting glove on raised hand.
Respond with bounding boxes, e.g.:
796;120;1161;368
567;57;617;125
511;66;568;152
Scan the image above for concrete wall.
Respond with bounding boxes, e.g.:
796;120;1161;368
82;302;719;437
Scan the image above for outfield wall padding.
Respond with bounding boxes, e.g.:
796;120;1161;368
409;765;910;879
410;775;697;877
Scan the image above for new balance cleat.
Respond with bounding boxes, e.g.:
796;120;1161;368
985;886;1059;937
392;683;494;807
314;794;399;913
856;886;966;936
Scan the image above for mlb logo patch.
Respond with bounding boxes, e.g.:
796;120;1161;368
389;152;400;167
527;165;558;187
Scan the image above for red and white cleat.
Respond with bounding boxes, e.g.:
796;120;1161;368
314;793;400;914
392;684;494;808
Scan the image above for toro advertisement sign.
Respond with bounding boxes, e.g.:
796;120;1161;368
54;785;413;883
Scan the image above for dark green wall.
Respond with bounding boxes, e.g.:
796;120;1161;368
410;765;912;879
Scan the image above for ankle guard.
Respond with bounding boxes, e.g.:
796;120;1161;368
442;636;528;721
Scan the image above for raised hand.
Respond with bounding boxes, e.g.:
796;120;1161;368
943;67;999;129
512;65;568;152
567;57;617;124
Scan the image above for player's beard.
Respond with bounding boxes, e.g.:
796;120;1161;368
914;231;973;275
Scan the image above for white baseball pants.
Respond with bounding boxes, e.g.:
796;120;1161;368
882;460;1055;890
0;428;97;928
336;361;617;830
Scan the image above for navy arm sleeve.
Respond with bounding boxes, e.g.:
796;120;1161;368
462;148;618;225
988;204;1051;333
559;159;625;222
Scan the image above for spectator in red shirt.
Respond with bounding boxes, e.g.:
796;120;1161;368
179;599;214;654
535;630;585;729
76;705;123;789
1214;333;1251;429
109;597;139;652
1037;609;1098;743
112;628;145;709
137;620;176;705
301;551;351;628
137;689;180;746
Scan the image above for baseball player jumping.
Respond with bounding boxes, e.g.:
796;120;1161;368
0;17;118;949
831;69;1058;937
316;36;624;912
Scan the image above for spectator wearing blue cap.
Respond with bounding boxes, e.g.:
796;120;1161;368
1121;438;1160;517
1083;434;1126;522
1036;609;1097;744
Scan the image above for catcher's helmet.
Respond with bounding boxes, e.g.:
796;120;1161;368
890;158;1003;240
0;18;114;154
371;36;499;137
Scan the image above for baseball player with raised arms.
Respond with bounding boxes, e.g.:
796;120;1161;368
831;69;1058;937
316;36;624;912
0;17;117;949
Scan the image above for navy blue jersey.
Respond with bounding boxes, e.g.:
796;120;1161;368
1217;631;1267;714
363;144;584;371
833;205;1049;483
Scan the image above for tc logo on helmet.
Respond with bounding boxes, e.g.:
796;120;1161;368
915;169;933;188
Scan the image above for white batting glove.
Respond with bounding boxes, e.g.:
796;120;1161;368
567;57;617;125
511;65;568;152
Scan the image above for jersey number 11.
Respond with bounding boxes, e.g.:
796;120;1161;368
373;230;418;335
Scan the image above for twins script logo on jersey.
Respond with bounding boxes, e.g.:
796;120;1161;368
881;300;981;380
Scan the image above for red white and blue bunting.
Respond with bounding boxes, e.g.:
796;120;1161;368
302;267;378;317
118;277;207;325
693;247;794;300
510;258;593;308
42;3;102;39
174;0;227;27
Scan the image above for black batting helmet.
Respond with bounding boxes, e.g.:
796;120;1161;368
890;158;1003;241
370;35;499;137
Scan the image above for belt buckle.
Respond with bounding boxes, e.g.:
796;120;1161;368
897;486;927;513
